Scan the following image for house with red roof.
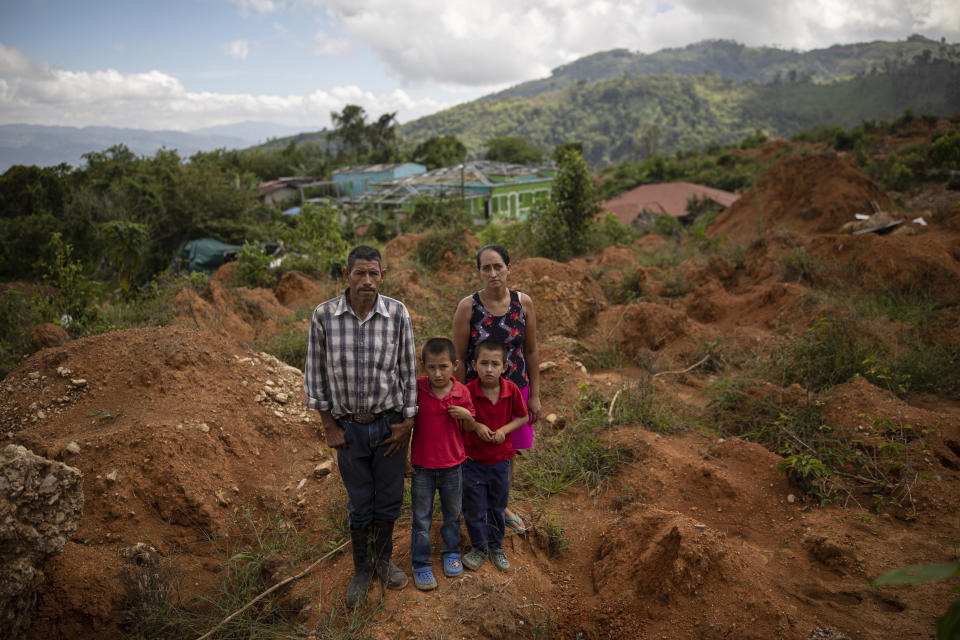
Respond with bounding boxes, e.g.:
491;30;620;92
601;182;740;226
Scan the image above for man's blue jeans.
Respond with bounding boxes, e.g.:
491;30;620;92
462;458;510;552
336;413;407;530
410;464;462;569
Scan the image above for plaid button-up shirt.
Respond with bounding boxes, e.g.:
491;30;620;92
304;290;418;420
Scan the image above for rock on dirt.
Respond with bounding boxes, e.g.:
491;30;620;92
30;324;71;350
0;445;83;640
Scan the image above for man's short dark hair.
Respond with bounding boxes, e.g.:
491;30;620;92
422;337;457;364
473;338;507;361
347;245;382;271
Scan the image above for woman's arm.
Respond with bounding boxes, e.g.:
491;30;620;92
452;295;473;382
519;291;541;423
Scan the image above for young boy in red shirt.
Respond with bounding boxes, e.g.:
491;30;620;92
461;339;529;572
409;337;477;590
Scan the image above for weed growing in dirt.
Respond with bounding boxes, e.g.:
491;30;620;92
253;313;311;369
517;384;635;496
767;317;879;391
123;510;337;640
879;342;960;399
660;270;691;297
582;341;623;371
779;246;822;284
711;373;926;512
530;509;571;556
609;381;675;434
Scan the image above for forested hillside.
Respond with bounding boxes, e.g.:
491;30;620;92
239;37;960;167
492;35;960;98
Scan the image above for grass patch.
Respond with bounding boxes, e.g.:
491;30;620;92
517;384;644;496
254;323;311;370
122;509;361;640
766;317;880;392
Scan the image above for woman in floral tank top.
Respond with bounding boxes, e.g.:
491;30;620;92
453;244;540;533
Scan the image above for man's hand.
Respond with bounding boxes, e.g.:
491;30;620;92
382;417;413;456
492;430;506;444
320;412;347;450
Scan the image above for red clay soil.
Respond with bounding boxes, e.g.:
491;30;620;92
3;157;960;639
709;152;894;242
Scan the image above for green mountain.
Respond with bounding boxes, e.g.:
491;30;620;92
491;35;960;98
399;37;960;166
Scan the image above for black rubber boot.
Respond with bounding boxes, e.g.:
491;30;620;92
345;526;373;608
372;519;408;589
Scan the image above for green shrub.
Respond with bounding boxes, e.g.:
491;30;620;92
929;130;960;169
235;242;274;288
878;342;960;398
740;129;768;149
653;213;680;237
253;323;310;370
415;229;470;270
400;195;471;233
780;246;822;283
769;318;880;391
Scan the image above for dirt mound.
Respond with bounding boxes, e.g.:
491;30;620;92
173;279;293;343
510;258;606;339
0;326;333;637
274;270;327;309
590;302;713;370
709;153;893;242
805;231;960;304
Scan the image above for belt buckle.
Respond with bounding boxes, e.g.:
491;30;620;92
353;412;376;424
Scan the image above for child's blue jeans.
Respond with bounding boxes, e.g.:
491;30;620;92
410;463;463;569
462;458;510;552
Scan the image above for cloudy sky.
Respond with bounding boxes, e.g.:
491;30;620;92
1;0;958;134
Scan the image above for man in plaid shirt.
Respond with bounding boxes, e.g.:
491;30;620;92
304;245;418;607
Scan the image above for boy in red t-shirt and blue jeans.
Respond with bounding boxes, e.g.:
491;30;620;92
461;339;529;572
409;337;478;590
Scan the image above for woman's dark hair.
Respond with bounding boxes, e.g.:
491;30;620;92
476;244;510;269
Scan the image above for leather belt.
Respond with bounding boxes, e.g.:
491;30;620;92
348;410;391;424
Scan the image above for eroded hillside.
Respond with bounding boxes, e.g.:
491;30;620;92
2;150;960;640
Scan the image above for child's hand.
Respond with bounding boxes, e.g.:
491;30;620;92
493;430;506;444
447;405;471;420
476;423;496;442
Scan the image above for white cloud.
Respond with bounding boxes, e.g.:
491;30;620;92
223;39;251;60
230;0;278;15
0;45;445;130
313;31;350;56
318;0;960;88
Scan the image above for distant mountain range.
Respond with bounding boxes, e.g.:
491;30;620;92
0;122;304;172
4;36;959;172
399;36;960;164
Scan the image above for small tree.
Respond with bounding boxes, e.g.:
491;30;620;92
531;147;599;260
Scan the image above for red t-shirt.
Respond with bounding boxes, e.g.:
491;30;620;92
464;377;527;466
411;376;475;469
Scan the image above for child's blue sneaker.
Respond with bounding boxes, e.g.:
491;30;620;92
413;566;438;591
443;553;463;577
